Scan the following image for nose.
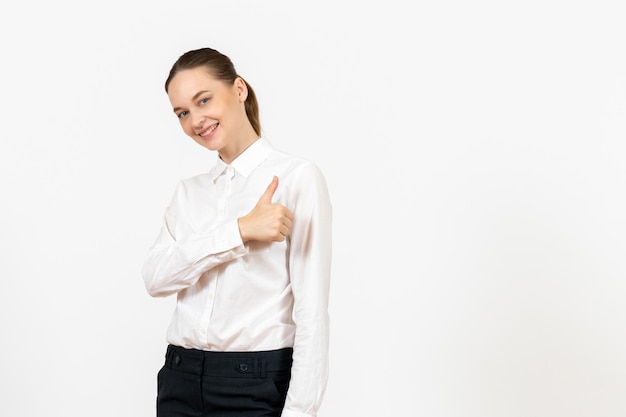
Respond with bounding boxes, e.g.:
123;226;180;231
191;112;205;129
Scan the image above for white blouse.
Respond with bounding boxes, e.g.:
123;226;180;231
142;138;332;417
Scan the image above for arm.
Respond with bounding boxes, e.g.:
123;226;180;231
143;178;294;298
282;165;333;417
142;182;247;297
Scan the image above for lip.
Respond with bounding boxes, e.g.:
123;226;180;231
198;123;219;139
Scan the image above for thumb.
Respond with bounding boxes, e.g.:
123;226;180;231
258;176;278;204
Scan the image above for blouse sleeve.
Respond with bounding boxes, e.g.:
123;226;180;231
142;181;248;297
282;163;333;417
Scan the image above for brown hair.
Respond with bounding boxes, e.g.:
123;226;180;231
165;47;261;136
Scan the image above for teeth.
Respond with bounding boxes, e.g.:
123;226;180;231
201;124;218;137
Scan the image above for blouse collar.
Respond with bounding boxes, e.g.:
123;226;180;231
209;138;273;181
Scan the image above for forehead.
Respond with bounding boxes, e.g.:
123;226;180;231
167;67;227;101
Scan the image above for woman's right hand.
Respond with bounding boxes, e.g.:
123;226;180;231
237;176;294;243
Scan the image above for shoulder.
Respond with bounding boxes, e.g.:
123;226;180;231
268;147;326;181
266;148;331;208
173;172;213;198
180;171;212;186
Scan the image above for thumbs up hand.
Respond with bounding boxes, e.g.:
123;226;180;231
238;176;294;243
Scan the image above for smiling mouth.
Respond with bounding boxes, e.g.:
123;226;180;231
199;123;218;137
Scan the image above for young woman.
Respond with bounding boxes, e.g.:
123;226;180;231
142;47;332;417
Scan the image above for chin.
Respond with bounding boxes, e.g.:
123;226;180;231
193;136;216;150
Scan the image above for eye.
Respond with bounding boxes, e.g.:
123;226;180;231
176;110;189;119
199;97;210;105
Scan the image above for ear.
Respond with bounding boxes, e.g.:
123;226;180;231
233;77;249;103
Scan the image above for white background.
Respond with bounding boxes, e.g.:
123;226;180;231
1;1;625;416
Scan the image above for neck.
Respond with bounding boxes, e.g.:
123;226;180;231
219;133;260;164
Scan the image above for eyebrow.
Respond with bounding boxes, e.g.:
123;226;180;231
172;90;210;113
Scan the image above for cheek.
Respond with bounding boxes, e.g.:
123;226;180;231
181;121;194;136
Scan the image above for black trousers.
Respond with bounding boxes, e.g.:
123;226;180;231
157;344;293;417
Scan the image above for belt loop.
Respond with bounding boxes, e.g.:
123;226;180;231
261;358;267;379
165;346;173;369
253;358;267;379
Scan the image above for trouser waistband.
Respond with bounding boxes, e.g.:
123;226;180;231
164;344;293;379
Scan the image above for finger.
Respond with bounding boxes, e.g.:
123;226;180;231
258;176;278;204
279;224;291;238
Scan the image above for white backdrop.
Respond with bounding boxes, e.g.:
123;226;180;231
1;1;625;416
